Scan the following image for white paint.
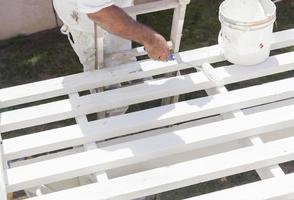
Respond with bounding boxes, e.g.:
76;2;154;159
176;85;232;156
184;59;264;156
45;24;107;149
223;0;266;22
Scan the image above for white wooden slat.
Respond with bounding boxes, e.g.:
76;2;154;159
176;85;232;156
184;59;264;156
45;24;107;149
4;76;294;160
27;136;294;200
213;52;294;86
0;77;66;109
162;0;189;105
94;25;104;70
271;28;294;50
2;124;82;160
0;99;73;132
0;29;293;109
3;50;294;133
186;173;294;200
0;142;7;200
243;97;294;115
123;0;181;15
170;0;189;52
6;103;294;192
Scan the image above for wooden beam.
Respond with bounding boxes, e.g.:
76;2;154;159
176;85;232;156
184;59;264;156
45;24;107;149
123;0;180;15
0;138;7;200
170;0;189;52
161;1;189;105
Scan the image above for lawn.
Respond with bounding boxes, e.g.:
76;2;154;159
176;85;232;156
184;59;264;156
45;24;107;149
1;0;294;199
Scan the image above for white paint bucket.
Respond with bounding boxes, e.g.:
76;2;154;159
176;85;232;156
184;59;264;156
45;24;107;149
218;0;276;65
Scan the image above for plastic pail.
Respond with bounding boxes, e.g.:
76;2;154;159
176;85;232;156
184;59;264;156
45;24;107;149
218;0;276;65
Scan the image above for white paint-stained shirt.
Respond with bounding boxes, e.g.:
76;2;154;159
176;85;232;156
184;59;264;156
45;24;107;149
53;0;133;32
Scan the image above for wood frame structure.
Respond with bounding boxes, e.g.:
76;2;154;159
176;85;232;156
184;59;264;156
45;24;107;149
1;28;294;200
1;2;294;199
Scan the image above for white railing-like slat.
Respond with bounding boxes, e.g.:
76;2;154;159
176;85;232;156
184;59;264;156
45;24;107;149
0;143;7;200
26;136;294;200
124;0;182;15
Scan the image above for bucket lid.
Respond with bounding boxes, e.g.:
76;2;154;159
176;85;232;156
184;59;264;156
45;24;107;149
219;0;276;26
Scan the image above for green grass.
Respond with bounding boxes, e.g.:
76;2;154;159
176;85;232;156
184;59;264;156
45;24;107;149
0;29;82;89
1;0;294;199
137;0;222;50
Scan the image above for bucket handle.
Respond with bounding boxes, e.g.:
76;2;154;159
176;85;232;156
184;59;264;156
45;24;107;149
218;31;222;45
218;31;224;53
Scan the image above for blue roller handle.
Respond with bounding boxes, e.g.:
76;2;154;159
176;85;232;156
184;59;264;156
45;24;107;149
144;47;175;61
169;52;175;61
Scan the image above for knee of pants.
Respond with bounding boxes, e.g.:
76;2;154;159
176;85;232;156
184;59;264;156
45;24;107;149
66;30;97;71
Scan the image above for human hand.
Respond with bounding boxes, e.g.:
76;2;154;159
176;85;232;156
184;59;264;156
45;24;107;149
143;33;170;61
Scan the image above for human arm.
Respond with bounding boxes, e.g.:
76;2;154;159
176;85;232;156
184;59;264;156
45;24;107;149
87;5;170;61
